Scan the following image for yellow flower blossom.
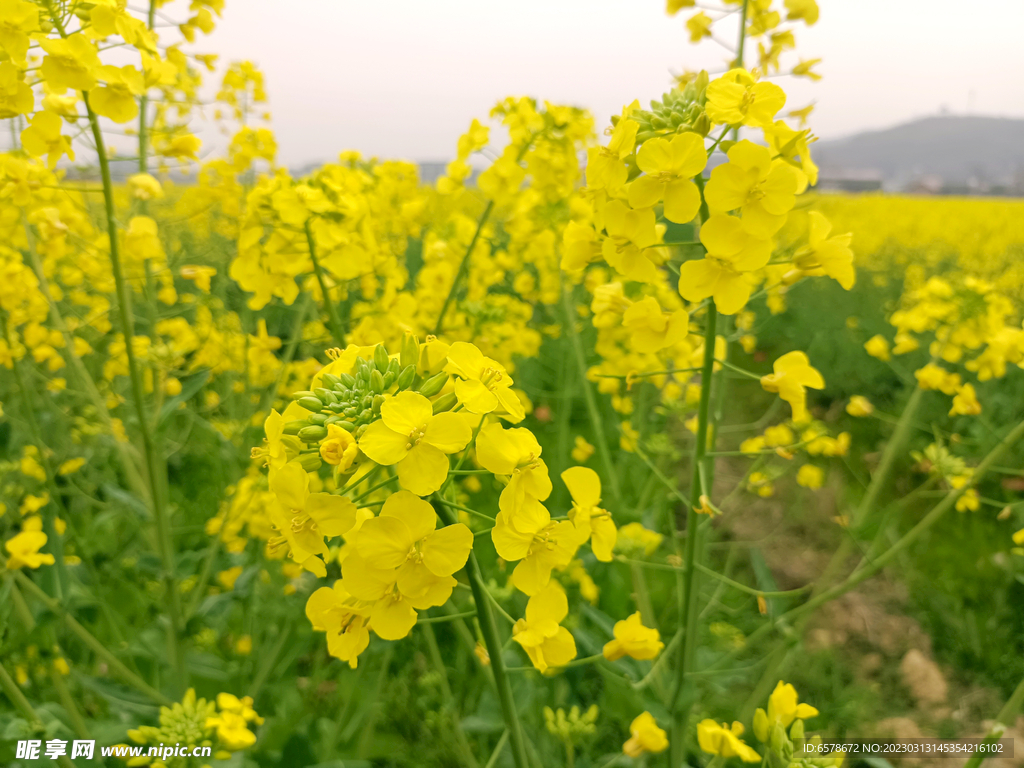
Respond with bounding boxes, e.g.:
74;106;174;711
705;68;786;128
697;719;761;762
760;351;824;423
492;497;583;595
753;680;819;741
571;436;595;463
358;391;472;495
5;524;55;570
306;580;372;668
628;132;707;223
705;140;800;237
445;342;525;423
950;383;981;416
603;612;663;661
796;464;824;489
512;582;577;673
319;423;359;470
793;212;854;288
562;466;616;561
846;395;874;417
268;462;357;577
678;214;771;314
622;297;689;353
476;422;552;513
21;111;75;170
585;101;639;191
686;11;713;42
624;711;669;757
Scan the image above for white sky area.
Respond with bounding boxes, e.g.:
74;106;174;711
190;0;1024;167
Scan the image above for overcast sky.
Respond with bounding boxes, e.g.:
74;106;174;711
196;0;1024;167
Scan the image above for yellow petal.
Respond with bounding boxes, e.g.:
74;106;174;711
396;443;449;496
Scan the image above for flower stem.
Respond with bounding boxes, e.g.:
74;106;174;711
670;303;717;767
560;279;622;506
963;673;1024;768
0;661;77;768
435;500;530;768
305;220;346;346
8;565;171;705
434;200;494;335
83;90;186;690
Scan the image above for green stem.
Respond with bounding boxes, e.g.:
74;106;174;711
560;280;622;505
434;200;494;335
305;220;346;346
83;91;186;690
20;214;149;500
422;622;480;768
8;566;171;705
963;674;1024;768
0;661;77;768
435;500;529;768
670;304;717;767
732;415;1024;661
2;313;69;599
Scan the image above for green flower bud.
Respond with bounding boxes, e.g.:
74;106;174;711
321;373;342;389
291;390;317;400
314;388;337;404
296;453;322;472
339;372;356;388
431;392;458;414
359;408;373;421
396;364;416;390
373;344;389;372
694;112;712;137
344;406;358;418
382;371;396;389
297;397;325;412
372;394;386;412
386;357;400;377
370;369;385;393
417;371;449;397
297;425;328;442
694;69;709;93
283;420;306;435
753;708;770;743
789;720;804;742
400;333;419;369
308;413;329;425
335;420;356;432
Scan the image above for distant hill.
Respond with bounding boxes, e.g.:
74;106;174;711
813;116;1024;192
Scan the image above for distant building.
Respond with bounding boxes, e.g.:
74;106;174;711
815;168;883;193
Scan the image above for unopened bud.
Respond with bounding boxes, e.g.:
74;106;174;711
373;344;389;372
370;369;385;393
283;420;306;435
297;425;328;442
314;388;337;404
297;397;325;412
431;392;458;414
396;364;416;390
417;371;449;398
296;453;322;471
400;333;419;369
